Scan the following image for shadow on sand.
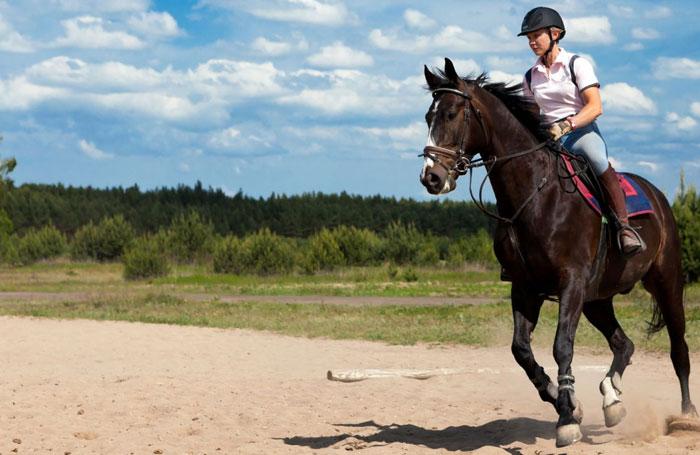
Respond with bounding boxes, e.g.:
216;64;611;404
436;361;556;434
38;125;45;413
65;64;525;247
280;417;557;452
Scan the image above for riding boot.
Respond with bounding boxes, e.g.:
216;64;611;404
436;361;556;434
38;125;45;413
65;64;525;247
598;166;645;256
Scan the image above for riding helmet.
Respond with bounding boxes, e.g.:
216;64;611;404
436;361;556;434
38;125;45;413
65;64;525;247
518;7;566;39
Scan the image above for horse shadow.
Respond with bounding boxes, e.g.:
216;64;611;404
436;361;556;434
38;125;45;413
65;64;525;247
279;417;569;452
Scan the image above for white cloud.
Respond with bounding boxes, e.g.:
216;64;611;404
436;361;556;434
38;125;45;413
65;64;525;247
564;16;615;44
369;25;518;54
430;57;481;76
307;42;373;68
178;162;191;172
637;161;659;173
653;57;700;79
608;5;634;18
79;139;113;160
489;71;522;86
645;6;672;19
203;0;354;26
279;69;425;116
403;9;436;30
631;27;659;40
666;112;697;131
0;76;65;110
0;14;34;52
1;56;286;125
360;121;424;149
600;82;657;115
609;156;624;170
623;42;644;52
485;56;528;73
252;37;292;56
52;16;144;49
692;102;700;117
128;11;181;38
55;0;150;13
208;127;242;149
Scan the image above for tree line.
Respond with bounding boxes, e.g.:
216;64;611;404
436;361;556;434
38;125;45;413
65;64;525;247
2;181;494;238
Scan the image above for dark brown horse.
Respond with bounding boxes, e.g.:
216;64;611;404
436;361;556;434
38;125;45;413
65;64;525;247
420;58;696;447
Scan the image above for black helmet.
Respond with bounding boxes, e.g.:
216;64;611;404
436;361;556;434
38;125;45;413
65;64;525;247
518;7;566;40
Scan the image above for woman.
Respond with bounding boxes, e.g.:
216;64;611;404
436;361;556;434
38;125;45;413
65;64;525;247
518;6;644;256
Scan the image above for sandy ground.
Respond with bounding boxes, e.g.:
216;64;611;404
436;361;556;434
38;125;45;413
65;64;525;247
1;316;700;454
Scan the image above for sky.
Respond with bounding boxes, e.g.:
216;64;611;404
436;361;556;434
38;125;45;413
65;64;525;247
0;0;698;202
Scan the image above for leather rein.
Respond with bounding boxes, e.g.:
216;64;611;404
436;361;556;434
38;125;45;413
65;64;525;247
420;87;584;225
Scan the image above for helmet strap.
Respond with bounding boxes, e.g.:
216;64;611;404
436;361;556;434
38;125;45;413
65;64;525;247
543;28;557;66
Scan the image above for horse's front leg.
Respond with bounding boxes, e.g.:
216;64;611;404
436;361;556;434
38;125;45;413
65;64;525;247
553;278;586;447
510;284;558;408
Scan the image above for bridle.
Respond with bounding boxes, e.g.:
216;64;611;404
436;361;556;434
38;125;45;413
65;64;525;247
421;87;485;177
420;86;552;224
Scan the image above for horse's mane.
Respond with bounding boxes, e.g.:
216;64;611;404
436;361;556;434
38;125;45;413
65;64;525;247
430;70;549;141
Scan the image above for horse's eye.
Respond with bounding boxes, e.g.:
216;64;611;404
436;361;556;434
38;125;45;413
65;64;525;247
448;111;458;121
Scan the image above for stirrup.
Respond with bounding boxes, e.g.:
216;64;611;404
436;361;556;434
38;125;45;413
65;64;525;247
616;224;646;257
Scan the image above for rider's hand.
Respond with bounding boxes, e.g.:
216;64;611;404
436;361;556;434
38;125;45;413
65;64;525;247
548;119;573;141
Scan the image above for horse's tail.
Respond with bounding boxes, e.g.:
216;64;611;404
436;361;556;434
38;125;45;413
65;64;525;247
646;291;667;336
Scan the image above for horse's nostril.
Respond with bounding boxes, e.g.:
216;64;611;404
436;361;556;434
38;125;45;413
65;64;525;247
427;172;442;190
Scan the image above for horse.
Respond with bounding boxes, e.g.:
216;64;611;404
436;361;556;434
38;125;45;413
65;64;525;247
419;58;697;447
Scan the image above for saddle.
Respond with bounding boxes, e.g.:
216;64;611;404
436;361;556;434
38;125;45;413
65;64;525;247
561;155;654;219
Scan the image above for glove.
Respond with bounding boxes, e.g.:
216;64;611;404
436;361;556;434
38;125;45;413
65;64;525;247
548;119;573;141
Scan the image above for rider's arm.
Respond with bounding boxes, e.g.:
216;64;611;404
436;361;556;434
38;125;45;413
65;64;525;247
568;86;602;130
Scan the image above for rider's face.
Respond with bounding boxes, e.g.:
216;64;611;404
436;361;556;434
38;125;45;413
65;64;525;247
526;28;555;56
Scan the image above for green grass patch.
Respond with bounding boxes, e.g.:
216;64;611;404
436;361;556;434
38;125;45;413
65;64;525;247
0;295;696;351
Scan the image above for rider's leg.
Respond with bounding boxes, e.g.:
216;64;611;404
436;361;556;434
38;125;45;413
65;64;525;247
562;123;644;256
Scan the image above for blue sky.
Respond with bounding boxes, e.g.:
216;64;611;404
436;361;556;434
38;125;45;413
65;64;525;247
0;0;698;201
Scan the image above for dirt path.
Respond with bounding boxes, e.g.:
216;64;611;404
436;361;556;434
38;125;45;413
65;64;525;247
1;316;699;454
0;290;498;306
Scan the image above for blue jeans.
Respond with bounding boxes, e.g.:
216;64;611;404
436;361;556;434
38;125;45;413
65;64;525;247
561;121;610;175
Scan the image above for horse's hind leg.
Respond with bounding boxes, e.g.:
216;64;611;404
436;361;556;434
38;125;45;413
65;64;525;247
583;298;634;427
510;284;558;408
643;264;698;417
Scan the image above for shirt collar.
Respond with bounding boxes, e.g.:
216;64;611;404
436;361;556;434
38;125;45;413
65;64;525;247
534;48;570;72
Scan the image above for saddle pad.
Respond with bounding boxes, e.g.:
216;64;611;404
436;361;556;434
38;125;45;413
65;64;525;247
562;155;654;218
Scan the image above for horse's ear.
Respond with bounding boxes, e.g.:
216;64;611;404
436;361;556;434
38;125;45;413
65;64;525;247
444;58;460;84
424;65;441;90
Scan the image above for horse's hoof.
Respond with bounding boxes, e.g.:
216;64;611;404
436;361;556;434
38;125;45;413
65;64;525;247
683;403;699;418
604;401;627;427
556;423;582;447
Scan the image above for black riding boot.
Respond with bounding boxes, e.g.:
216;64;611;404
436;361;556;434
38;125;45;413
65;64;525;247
598;166;645;256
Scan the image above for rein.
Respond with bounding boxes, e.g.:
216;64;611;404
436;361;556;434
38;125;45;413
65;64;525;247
420;86;589;225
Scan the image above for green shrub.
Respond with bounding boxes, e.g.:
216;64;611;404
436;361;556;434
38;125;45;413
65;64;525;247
70;215;134;261
241;228;295;275
213;236;245;274
123;236;170;280
673;175;700;282
331;225;381;266
448;229;497;266
16;225;67;264
168;211;215;263
416;235;441;265
303;228;345;272
70;222;99;260
382;221;422;265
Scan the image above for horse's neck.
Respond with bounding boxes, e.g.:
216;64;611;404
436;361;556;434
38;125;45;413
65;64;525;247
485;109;553;218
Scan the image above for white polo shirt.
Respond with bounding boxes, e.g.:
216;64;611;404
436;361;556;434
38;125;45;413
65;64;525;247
522;48;599;124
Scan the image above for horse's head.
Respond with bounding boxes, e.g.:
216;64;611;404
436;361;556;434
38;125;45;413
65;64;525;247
420;58;489;195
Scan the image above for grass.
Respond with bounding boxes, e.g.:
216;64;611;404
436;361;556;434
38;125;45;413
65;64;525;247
0;261;510;297
0;259;699;351
0;293;696;352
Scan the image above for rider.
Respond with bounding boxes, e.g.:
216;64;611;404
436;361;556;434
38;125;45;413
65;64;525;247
518;6;644;256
